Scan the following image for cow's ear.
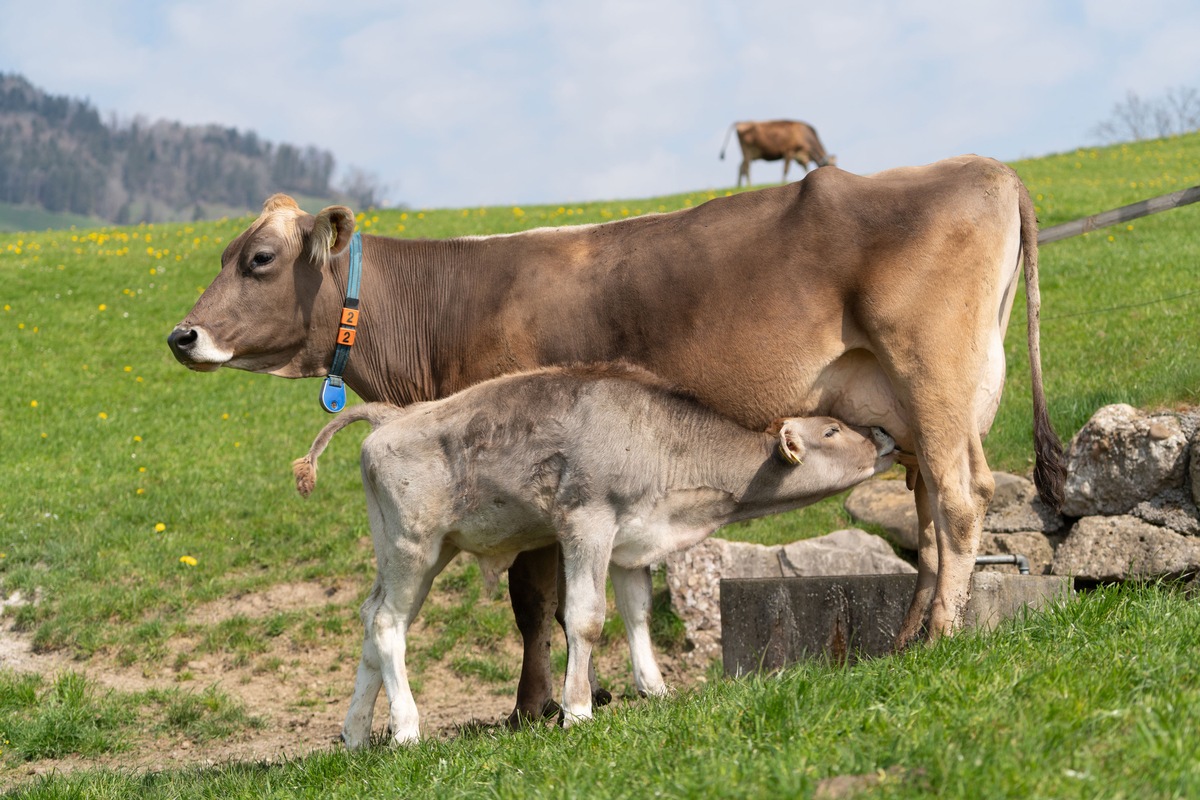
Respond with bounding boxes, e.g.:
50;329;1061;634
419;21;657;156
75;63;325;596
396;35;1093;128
308;205;356;268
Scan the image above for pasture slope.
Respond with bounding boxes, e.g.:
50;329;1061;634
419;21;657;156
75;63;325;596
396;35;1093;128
1;133;1199;797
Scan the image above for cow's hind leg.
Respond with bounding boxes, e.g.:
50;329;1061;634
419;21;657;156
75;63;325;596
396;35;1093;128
926;432;994;637
611;564;667;698
507;545;563;727
899;424;993;643
894;474;938;649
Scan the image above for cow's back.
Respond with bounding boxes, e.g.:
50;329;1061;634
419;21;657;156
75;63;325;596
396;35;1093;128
465;156;1026;447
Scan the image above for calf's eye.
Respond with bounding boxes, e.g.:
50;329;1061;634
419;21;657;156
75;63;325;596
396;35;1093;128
824;426;839;438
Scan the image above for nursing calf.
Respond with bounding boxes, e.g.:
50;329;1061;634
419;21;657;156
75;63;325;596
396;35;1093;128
293;364;896;745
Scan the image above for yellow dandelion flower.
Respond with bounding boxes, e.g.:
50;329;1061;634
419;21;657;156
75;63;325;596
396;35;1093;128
134;435;142;442
124;366;133;373
179;555;198;567
98;411;108;420
154;522;166;533
98;304;107;311
30;400;37;408
136;488;145;495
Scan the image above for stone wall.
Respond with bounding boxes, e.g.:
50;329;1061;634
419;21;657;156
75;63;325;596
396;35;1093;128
846;403;1200;582
664;403;1198;662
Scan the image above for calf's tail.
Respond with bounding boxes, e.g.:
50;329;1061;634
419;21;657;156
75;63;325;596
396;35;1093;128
292;403;407;498
1018;181;1067;511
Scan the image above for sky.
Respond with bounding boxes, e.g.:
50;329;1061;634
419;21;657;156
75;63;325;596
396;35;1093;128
3;0;1200;210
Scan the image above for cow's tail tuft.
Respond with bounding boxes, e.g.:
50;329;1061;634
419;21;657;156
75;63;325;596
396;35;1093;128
292;403;407;498
1018;181;1067;511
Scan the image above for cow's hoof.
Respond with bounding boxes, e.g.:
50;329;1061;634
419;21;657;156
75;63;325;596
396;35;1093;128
592;687;613;708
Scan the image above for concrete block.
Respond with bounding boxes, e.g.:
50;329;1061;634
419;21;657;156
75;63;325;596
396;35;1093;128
720;572;1072;676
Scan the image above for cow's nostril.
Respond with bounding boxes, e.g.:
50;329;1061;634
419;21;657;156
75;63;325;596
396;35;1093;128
168;327;199;356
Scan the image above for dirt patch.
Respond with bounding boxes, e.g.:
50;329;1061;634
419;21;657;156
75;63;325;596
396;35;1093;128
0;576;699;790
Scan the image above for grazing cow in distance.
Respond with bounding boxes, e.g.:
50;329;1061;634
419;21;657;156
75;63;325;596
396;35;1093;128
720;119;836;186
292;363;899;745
167;154;1065;728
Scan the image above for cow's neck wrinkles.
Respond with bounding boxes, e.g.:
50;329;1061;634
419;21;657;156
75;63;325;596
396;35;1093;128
337;235;487;407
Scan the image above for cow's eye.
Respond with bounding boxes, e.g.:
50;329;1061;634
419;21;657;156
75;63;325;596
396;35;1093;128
251;251;274;268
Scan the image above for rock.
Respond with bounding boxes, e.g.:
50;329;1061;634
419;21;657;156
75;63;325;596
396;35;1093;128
1129;488;1200;536
844;479;919;550
665;530;914;664
990;472;1035;511
1191;429;1200;509
984;493;1065;534
978;531;1060;575
778;529;917;577
1051;515;1200;582
1062;404;1198;518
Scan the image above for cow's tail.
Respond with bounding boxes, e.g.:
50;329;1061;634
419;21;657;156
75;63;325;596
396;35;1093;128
1019;182;1067;511
292;403;407;498
719;123;738;160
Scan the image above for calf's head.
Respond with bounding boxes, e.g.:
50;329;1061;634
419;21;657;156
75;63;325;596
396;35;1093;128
167;194;356;378
776;417;897;485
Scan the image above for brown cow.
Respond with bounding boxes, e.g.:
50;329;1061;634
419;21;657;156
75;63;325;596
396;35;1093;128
168;155;1065;728
720;119;836;186
291;363;898;745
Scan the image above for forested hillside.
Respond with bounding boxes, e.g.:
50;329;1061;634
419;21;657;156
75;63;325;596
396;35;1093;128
0;73;381;226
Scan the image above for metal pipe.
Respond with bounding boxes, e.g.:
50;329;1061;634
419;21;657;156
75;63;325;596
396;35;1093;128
975;553;1031;575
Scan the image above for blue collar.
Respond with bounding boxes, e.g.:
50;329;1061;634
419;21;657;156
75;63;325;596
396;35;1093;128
319;231;363;413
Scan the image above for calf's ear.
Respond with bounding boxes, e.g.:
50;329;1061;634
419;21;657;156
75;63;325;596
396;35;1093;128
776;421;806;466
308;205;356;268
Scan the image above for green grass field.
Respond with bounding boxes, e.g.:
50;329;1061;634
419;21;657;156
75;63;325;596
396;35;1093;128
1;133;1199;796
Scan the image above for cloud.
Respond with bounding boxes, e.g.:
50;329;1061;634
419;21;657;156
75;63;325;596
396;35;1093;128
3;0;1200;208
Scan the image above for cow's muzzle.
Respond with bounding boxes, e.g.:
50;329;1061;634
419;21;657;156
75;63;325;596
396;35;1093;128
167;325;227;371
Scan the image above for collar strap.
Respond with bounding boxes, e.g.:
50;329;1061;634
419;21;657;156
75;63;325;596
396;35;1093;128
319;231;363;413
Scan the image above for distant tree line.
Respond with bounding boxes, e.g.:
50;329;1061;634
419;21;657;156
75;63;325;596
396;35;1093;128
1091;86;1200;145
0;73;385;223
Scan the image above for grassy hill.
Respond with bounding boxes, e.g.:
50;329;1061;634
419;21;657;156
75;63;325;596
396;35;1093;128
1;133;1199;796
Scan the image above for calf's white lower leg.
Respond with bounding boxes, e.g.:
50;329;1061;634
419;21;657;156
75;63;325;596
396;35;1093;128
560;530;614;727
611;565;667;697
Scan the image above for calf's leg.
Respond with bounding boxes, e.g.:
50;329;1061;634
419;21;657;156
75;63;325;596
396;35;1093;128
555;550;612;708
610;564;667;698
365;541;459;745
559;520;616;727
342;578;386;749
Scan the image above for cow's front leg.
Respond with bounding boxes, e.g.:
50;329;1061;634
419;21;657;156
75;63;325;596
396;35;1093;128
610;564;667;698
507;545;562;726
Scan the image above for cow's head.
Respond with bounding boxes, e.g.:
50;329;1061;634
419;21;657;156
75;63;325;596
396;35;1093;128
167;195;356;378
